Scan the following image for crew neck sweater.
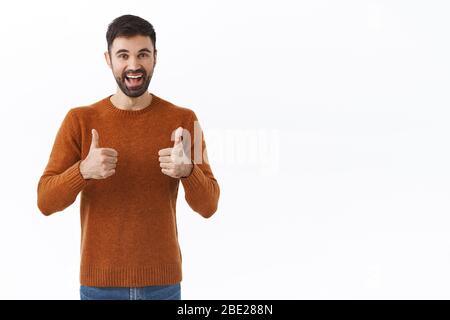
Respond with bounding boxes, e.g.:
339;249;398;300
37;94;220;287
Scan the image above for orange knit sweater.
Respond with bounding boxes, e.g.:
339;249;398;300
37;94;220;287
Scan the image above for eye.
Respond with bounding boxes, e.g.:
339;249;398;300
138;53;149;58
118;54;128;59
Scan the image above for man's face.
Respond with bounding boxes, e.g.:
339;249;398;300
105;35;157;98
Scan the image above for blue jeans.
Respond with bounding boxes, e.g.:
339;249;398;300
80;283;181;300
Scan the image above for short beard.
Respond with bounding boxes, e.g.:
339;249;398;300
114;68;153;98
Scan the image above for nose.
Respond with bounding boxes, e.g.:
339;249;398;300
127;56;140;71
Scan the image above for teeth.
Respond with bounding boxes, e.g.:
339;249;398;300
126;75;143;79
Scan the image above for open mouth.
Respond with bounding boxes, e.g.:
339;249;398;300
124;73;144;88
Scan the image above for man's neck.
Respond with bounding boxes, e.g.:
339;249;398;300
110;89;152;111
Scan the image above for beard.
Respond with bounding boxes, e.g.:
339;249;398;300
114;67;153;98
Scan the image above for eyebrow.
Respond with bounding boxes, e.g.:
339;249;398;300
115;48;152;55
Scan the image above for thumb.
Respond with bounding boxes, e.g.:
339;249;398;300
90;129;99;150
173;127;184;147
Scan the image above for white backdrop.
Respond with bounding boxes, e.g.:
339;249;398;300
1;0;450;299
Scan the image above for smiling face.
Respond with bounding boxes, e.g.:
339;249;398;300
105;35;157;98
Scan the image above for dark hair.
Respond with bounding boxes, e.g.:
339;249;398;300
106;15;156;52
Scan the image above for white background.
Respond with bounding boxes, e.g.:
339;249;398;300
0;0;449;299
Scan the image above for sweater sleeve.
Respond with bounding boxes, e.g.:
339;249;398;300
37;109;89;216
180;111;220;218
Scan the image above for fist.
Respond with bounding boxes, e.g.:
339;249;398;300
79;129;118;180
158;127;194;178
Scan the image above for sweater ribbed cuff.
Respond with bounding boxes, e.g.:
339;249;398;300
180;164;203;191
65;160;88;193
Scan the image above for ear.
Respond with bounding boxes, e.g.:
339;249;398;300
104;51;112;69
153;49;157;67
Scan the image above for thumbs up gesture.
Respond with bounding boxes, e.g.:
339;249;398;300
79;129;119;180
158;127;194;178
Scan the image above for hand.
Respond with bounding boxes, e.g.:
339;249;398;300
158;127;194;179
79;129;118;180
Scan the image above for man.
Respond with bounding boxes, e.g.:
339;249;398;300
37;15;220;300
